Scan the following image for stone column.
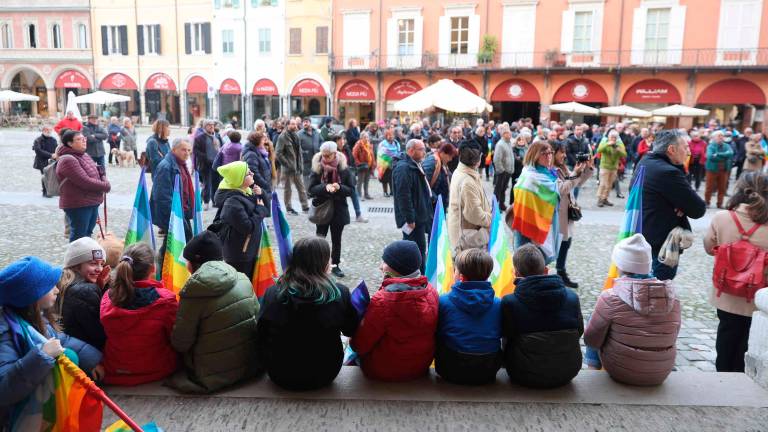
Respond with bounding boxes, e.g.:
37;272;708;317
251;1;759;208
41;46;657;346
180;91;188;128
139;91;148;125
46;88;58;117
746;288;768;389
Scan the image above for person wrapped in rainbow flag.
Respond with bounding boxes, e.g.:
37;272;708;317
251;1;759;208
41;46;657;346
376;128;402;197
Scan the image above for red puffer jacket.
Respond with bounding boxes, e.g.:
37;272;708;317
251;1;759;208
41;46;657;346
100;279;179;386
351;276;439;381
55;145;110;209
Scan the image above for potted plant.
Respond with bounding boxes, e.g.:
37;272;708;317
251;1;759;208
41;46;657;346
477;35;498;64
544;49;560;66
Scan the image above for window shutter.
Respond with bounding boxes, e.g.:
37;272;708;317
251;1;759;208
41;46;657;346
202;22;212;54
414;15;424;64
630;7;646;64
290;28;301;54
468;15;480;57
137;25;144;55
316;26;327;54
437;15;449;66
119;25;128;55
100;25;108;55
154;25;161;54
386;18;397;67
560;9;575;53
184;23;191;54
667;6;686;64
591;7;603;63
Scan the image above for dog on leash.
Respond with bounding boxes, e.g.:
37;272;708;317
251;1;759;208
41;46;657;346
111;148;137;167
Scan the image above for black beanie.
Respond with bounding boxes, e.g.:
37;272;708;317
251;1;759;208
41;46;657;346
382;240;421;276
183;231;223;266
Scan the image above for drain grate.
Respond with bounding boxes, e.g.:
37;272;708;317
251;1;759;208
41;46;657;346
367;206;394;214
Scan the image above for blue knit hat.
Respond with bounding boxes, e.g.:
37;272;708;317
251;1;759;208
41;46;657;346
382;240;422;276
0;257;62;308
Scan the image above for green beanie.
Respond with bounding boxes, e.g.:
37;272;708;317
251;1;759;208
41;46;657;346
217;161;251;195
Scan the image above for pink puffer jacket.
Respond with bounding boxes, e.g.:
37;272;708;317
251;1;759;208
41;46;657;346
55;145;110;209
584;277;681;386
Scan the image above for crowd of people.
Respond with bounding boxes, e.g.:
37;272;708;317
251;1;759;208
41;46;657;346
4;109;766;427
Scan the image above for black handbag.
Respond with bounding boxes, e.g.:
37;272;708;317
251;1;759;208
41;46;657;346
567;200;582;222
308;198;334;225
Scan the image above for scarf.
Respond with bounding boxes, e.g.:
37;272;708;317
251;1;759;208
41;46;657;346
657;227;694;268
321;155;340;184
512;164;561;261
177;157;194;213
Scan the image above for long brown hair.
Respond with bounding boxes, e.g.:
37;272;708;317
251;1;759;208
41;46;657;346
109;243;154;308
152;119;171;139
727;171;768;224
10;302;59;337
277;237;340;304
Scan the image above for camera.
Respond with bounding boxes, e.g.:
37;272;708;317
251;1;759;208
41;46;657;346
575;153;591;162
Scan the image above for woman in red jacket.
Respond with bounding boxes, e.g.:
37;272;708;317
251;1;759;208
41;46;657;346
351;240;439;381
100;243;178;386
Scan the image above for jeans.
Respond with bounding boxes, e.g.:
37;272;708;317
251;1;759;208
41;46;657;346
92;155;105;168
200;169;213;204
350;190;362;217
651;250;678;281
317;223;344;265
356;167;371;198
715;309;752;372
403;222;428;273
64;205;100;242
493;172;511;209
556;238;572;271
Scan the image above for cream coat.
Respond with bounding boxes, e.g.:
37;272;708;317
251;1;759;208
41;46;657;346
703;204;768;317
556;166;594;241
742;139;765;172
447;163;492;253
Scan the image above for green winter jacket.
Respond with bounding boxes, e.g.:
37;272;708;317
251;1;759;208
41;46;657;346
705;141;734;172
167;261;261;393
596;137;627;171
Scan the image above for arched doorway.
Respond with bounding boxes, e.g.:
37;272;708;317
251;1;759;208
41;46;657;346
145;73;180;124
290;78;327;117
9;69;49;116
490;79;540;123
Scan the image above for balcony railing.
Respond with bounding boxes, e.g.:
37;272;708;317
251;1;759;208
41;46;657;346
0;48;92;63
331;48;768;72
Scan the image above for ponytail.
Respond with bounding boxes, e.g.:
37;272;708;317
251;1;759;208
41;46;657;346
108;243;154;308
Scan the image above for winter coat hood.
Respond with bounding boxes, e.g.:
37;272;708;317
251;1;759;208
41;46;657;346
513;274;566;312
181;261;239;298
448;281;495;316
311;151;348;174
100;279;176;328
217;161;251;194
612;276;677;315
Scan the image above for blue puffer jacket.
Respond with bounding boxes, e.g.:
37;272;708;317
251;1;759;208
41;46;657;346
437;281;501;353
0;308;102;420
145;134;170;176
151;152;191;232
422;153;449;208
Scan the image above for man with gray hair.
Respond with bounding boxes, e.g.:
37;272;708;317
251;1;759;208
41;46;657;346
275;118;309;215
392;138;432;272
194;119;222;209
633;129;706;280
704;130;733;209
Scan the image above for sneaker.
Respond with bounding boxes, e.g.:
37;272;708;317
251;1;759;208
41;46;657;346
331;265;346;278
604;200;615;207
597;200;605;208
286;208;299;216
204;203;210;211
356;215;369;223
557;270;579;289
616;193;625;199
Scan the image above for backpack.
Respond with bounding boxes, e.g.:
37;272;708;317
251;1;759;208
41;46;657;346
138;151;152;173
41;155;74;198
712;211;768;303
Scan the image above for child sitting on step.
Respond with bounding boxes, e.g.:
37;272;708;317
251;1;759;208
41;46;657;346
435;248;502;385
584;234;681;386
351;240;439;382
502;243;583;388
100;243;178;386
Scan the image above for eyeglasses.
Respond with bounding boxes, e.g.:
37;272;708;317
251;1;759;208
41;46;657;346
541;151;553;156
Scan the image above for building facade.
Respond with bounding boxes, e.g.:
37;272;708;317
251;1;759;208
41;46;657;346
0;0;93;117
331;0;768;129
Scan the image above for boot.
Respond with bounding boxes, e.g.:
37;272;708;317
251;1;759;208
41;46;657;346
558;270;579;289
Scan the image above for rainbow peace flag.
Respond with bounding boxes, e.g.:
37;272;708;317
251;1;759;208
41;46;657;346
5;312;103;432
488;196;516;297
252;221;278;299
271;191;293;271
512;165;561;261
425;195;454;295
161;175;191;295
106;420;163;432
124;167;156;250
603;165;646;289
376;140;400;180
192;170;204;236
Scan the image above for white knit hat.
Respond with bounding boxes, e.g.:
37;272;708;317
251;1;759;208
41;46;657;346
611;233;652;275
64;237;105;268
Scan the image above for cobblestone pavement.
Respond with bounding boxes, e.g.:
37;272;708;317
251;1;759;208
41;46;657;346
0;128;723;371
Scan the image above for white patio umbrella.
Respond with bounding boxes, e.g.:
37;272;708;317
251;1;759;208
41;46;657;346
64;91;82;119
73;90;131;105
548;101;600;115
651;104;710;117
0;89;40;102
599;105;652;118
393;79;492;114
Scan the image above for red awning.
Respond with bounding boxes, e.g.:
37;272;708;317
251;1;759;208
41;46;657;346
338;79;375;101
253;78;278;96
55;70;91;89
697;79;766;105
623;79;681;104
291;79;326;97
490;79;540;102
100;73;138;91
453;79;478;95
553;79;608;104
386;79;422;101
145;73;177;91
220;79;241;95
186;76;208;93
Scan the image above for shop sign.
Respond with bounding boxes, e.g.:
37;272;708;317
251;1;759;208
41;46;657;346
55;70;90;89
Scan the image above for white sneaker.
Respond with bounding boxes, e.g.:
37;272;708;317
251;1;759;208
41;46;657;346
356;215;369;223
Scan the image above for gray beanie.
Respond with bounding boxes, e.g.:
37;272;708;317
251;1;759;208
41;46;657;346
611;234;652;275
64;237;106;268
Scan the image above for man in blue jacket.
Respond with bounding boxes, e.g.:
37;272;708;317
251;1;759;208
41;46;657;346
634;130;706;280
392;139;432;273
